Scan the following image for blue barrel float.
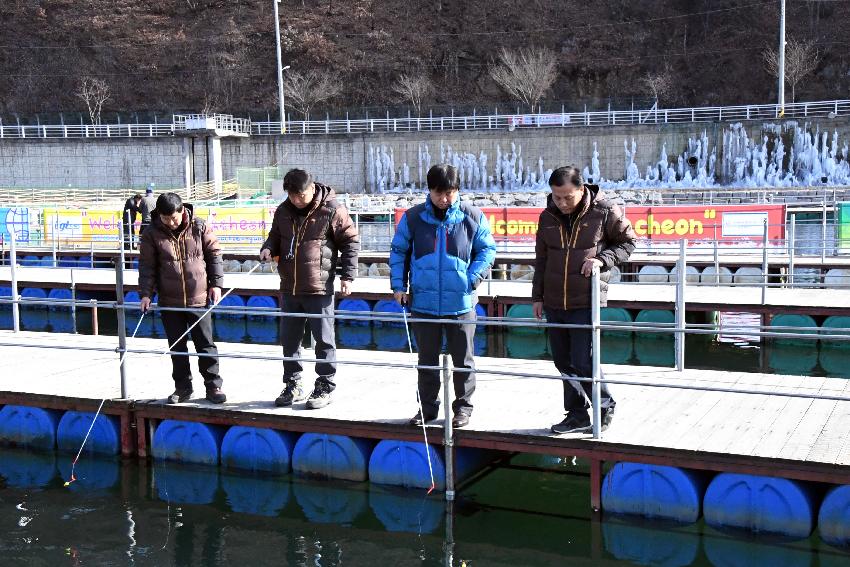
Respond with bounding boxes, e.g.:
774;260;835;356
213;294;247;343
818;485;850;547
603;518;700;567
703;473;816;538
20;255;40;266
634;310;675;367
601;308;634;364
47;288;74;332
368;440;496;492
152;419;225;466
56;411;120;456
0;286;12;329
819;316;850;378
601;462;707;523
0;448;57;488
505;303;547;358
369;485;443;534
20;287;49;331
0;405;59;449
220;426;297;474
246;295;278;343
770;314;819;345
292;479;368;524
474;303;487;356
337;298;373;348
292;433;374;482
123;291;154;337
372;298;408;350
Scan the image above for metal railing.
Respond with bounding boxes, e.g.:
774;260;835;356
1;100;847;140
3;226;850;500
173;114;252;135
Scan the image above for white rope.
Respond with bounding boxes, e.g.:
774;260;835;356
402;306;436;493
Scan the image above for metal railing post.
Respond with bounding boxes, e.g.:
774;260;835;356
788;214;796;286
70;269;78;334
713;225;720;285
10;232;20;333
675;239;687;372
590;267;602;439
762;219;769;305
442;353;455;501
115;225;129;398
822;201;828;263
52;226;58;267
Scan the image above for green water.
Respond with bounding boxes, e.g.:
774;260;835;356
2;448;848;566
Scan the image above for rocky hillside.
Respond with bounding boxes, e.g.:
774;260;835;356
2;0;848;119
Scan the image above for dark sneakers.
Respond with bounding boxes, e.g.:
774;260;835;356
551;412;591;434
409;410;438;426
452;413;470;428
275;381;306;407
167;388;193;404
306;382;334;409
551;408;615;434
205;387;227;404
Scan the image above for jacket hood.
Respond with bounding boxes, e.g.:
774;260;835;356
423;194;464;225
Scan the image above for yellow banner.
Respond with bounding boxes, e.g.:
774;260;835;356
43;208;124;243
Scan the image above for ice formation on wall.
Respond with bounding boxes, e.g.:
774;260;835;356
366;121;850;193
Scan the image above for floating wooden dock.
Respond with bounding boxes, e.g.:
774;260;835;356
1;330;848;511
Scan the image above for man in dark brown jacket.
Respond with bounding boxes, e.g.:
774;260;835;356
139;192;226;405
532;166;636;434
260;169;359;409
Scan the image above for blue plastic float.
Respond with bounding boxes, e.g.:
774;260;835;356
818;485;850;547
368;440;495;492
292;433;374;482
246;295;278;343
0;405;59;449
601;463;707;523
47;288;72;311
56;411;120;456
220;426;297;474
703;473;816;538
152;420;224;466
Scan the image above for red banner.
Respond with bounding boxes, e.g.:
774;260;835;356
394;204;786;242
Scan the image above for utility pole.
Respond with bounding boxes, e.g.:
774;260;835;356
777;0;786;117
273;0;286;133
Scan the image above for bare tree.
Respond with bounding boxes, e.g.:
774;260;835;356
762;37;821;103
76;77;111;125
641;69;675;105
283;69;343;118
489;47;558;111
391;74;433;115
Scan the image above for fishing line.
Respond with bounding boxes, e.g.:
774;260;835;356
64;312;147;486
402;306;436;495
64;261;265;487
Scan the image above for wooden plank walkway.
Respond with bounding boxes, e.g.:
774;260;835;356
0;330;848;485
3;266;850;316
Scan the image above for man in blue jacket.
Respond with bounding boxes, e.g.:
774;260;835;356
390;164;497;428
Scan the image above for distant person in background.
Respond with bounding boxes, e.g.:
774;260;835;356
139;187;157;236
532;166;636;434
389;164;496;429
138;192;226;405
121;193;142;249
260;169;359;410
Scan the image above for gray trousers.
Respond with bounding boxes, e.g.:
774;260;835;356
412;310;476;417
280;294;336;390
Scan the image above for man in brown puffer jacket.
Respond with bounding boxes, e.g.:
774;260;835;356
532;166;636;435
260;169;359;410
139;192;226;405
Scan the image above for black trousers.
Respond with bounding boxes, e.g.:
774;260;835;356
280;294;336;389
545;307;615;414
161;310;222;390
412;310;476;417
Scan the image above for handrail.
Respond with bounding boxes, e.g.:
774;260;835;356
1;99;847;140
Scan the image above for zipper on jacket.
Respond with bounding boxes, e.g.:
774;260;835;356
290;208;319;295
171;233;189;307
564;205;589;310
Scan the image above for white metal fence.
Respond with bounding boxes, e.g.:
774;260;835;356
2;100;848;140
